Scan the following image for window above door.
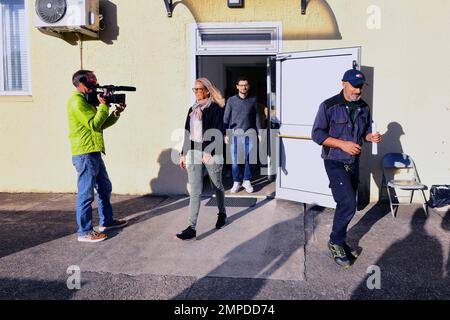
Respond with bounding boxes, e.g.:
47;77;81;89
194;22;282;55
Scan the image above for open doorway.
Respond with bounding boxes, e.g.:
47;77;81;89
197;55;276;198
198;56;267;99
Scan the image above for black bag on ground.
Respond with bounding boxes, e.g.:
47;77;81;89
428;185;450;208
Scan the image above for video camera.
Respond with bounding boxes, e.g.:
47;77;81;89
80;77;136;106
94;84;137;105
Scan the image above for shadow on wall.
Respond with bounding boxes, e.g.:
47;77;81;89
61;0;119;45
357;66;375;209
150;148;189;196
360;121;406;207
173;0;341;40
358;67;408;208
98;0;119;44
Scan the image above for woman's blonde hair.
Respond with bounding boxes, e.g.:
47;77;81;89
196;78;225;108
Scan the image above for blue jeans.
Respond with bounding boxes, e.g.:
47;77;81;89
231;136;253;182
324;160;359;246
72;152;114;236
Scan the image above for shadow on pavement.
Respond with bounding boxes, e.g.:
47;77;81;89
0;194;178;259
440;208;450;231
173;201;314;300
350;209;449;299
0;278;78;300
347;201;392;250
196;198;272;241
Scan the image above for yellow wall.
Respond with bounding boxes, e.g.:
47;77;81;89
0;0;449;201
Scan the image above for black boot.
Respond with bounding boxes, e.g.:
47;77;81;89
215;212;227;229
328;241;352;269
343;243;359;260
176;226;196;240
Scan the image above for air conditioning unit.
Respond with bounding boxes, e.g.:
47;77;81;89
34;0;100;38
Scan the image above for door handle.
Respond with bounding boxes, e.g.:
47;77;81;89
278;134;312;140
276;55;292;61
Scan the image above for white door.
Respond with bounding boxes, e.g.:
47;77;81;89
275;47;361;208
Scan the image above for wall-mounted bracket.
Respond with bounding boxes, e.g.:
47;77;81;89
301;0;307;15
37;27;64;39
37;27;98;39
164;0;173;17
164;1;307;17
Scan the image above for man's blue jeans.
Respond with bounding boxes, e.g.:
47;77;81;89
231;135;253;182
72;152;114;236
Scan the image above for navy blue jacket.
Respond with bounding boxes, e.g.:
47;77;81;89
311;91;372;164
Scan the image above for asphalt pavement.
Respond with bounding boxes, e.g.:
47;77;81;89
0;192;449;300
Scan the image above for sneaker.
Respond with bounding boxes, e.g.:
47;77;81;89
242;180;254;193
215;212;227;229
230;182;241;193
328;241;351;269
343;243;359;260
98;219;128;232
78;230;107;243
176;226;196;240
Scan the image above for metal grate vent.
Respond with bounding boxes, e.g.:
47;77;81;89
35;0;67;24
206;197;257;207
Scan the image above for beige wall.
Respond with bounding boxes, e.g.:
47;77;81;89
0;0;449;201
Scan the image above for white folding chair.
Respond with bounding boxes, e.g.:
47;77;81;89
382;153;428;217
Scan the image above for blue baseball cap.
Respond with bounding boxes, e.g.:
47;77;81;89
342;69;367;87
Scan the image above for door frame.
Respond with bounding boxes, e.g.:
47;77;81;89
189;21;283;100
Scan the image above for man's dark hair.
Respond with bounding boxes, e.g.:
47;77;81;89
236;76;250;86
72;70;93;87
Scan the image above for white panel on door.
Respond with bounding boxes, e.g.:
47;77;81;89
280;54;358;125
279;138;330;194
276;47;361;208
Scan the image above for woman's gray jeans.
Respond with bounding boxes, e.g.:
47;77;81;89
186;150;226;229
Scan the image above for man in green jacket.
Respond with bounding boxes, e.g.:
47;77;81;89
68;70;127;243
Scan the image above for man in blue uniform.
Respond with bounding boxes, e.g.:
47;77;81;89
312;69;381;268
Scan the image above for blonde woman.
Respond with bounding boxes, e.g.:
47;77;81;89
176;78;227;240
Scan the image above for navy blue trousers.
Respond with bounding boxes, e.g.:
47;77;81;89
324;159;359;246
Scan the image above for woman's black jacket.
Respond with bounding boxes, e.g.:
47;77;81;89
181;102;225;157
